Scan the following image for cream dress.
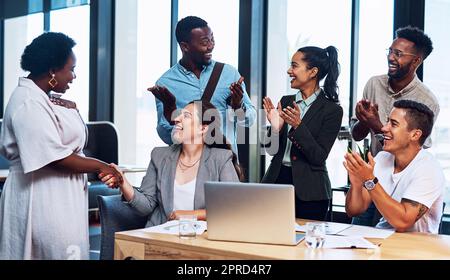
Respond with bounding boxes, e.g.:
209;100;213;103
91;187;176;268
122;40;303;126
0;77;89;260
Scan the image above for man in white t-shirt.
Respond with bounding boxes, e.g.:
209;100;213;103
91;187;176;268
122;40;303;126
344;100;444;233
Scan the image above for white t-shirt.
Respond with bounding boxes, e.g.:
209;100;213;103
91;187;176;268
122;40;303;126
373;149;445;233
173;179;196;211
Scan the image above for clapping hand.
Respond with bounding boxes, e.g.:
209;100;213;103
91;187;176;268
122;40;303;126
279;101;302;129
355;99;382;132
262;97;284;133
343;151;375;187
50;97;78;110
229;77;245;109
148;85;177;124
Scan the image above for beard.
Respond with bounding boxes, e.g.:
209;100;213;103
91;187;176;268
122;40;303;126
388;61;413;80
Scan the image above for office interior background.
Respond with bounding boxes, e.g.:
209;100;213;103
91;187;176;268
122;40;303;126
1;0;449;246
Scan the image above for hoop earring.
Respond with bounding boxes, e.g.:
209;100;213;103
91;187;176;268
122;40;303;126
48;74;58;88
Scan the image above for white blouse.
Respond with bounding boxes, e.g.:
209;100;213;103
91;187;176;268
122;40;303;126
173;178;196;211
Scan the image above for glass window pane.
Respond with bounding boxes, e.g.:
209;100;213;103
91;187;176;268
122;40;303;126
3;13;44;111
357;0;394;101
135;1;171;165
50;5;90;121
177;0;240;68
29;0;44;13
114;0;171;169
51;0;89;10
267;0;352;188
424;0;450;214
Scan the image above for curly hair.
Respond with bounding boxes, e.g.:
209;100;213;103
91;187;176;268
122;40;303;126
175;16;208;44
396;26;433;60
21;32;76;77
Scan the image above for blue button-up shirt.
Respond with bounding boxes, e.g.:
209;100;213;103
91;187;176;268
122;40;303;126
155;60;257;154
282;89;321;166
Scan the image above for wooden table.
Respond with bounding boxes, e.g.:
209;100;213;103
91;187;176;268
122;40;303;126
114;220;450;260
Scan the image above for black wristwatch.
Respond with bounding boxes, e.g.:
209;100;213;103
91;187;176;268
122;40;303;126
363;177;378;191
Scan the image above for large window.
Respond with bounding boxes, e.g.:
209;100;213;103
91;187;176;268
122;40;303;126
50;5;90;121
424;0;450;214
3;13;44;110
357;0;394;101
114;0;170;171
2;4;90;121
134;0;171;165
267;0;352;188
177;0;240;67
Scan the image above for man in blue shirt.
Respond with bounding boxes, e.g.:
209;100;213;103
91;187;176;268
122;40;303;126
148;16;256;155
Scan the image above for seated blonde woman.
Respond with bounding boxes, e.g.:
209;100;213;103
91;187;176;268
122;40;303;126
100;100;241;226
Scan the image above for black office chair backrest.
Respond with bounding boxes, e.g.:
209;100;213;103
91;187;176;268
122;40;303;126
439;202;446;234
83;121;119;181
0;120;10;169
97;195;148;260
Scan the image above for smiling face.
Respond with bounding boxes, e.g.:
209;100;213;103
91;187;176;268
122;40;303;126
287;52;317;90
52;51;77;93
172;103;207;145
382;107;422;154
387;38;420;80
181;26;215;66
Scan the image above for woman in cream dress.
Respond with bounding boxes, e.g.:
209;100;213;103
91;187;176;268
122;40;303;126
0;32;121;260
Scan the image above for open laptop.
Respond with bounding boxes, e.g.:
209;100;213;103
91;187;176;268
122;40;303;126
205;182;304;246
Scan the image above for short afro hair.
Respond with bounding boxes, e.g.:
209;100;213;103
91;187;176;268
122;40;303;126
393;100;435;146
395;26;433;60
175;16;208;44
21;32;76;77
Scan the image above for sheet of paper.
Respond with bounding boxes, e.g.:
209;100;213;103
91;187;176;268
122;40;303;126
296;222;394;239
322;235;378;249
337;225;394;239
296;222;352;235
142;220;207;235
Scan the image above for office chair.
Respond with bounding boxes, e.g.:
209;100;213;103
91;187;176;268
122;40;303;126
83;121;121;211
0;120;10;168
439;202;446;234
97;195;147;260
0;120;10;197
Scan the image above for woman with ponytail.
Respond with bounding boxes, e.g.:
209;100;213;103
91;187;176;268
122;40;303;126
262;46;343;221
99;100;241;227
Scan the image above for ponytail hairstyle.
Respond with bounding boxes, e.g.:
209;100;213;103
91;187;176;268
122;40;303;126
188;100;244;181
297;45;340;103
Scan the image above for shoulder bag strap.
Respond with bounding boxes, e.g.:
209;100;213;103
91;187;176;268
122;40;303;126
201;62;225;102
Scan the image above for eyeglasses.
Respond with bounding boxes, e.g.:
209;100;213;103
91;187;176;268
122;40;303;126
386;48;417;59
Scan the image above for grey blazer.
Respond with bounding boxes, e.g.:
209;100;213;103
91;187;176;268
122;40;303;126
127;145;239;227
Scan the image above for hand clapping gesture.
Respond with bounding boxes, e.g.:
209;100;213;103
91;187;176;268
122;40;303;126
229;77;245;110
279;101;302;129
50;97;78;111
148;85;177;124
355;99;382;132
343;151;376;187
262;97;284;133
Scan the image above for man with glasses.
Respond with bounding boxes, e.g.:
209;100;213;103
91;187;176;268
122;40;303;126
352;26;438;155
350;26;439;226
